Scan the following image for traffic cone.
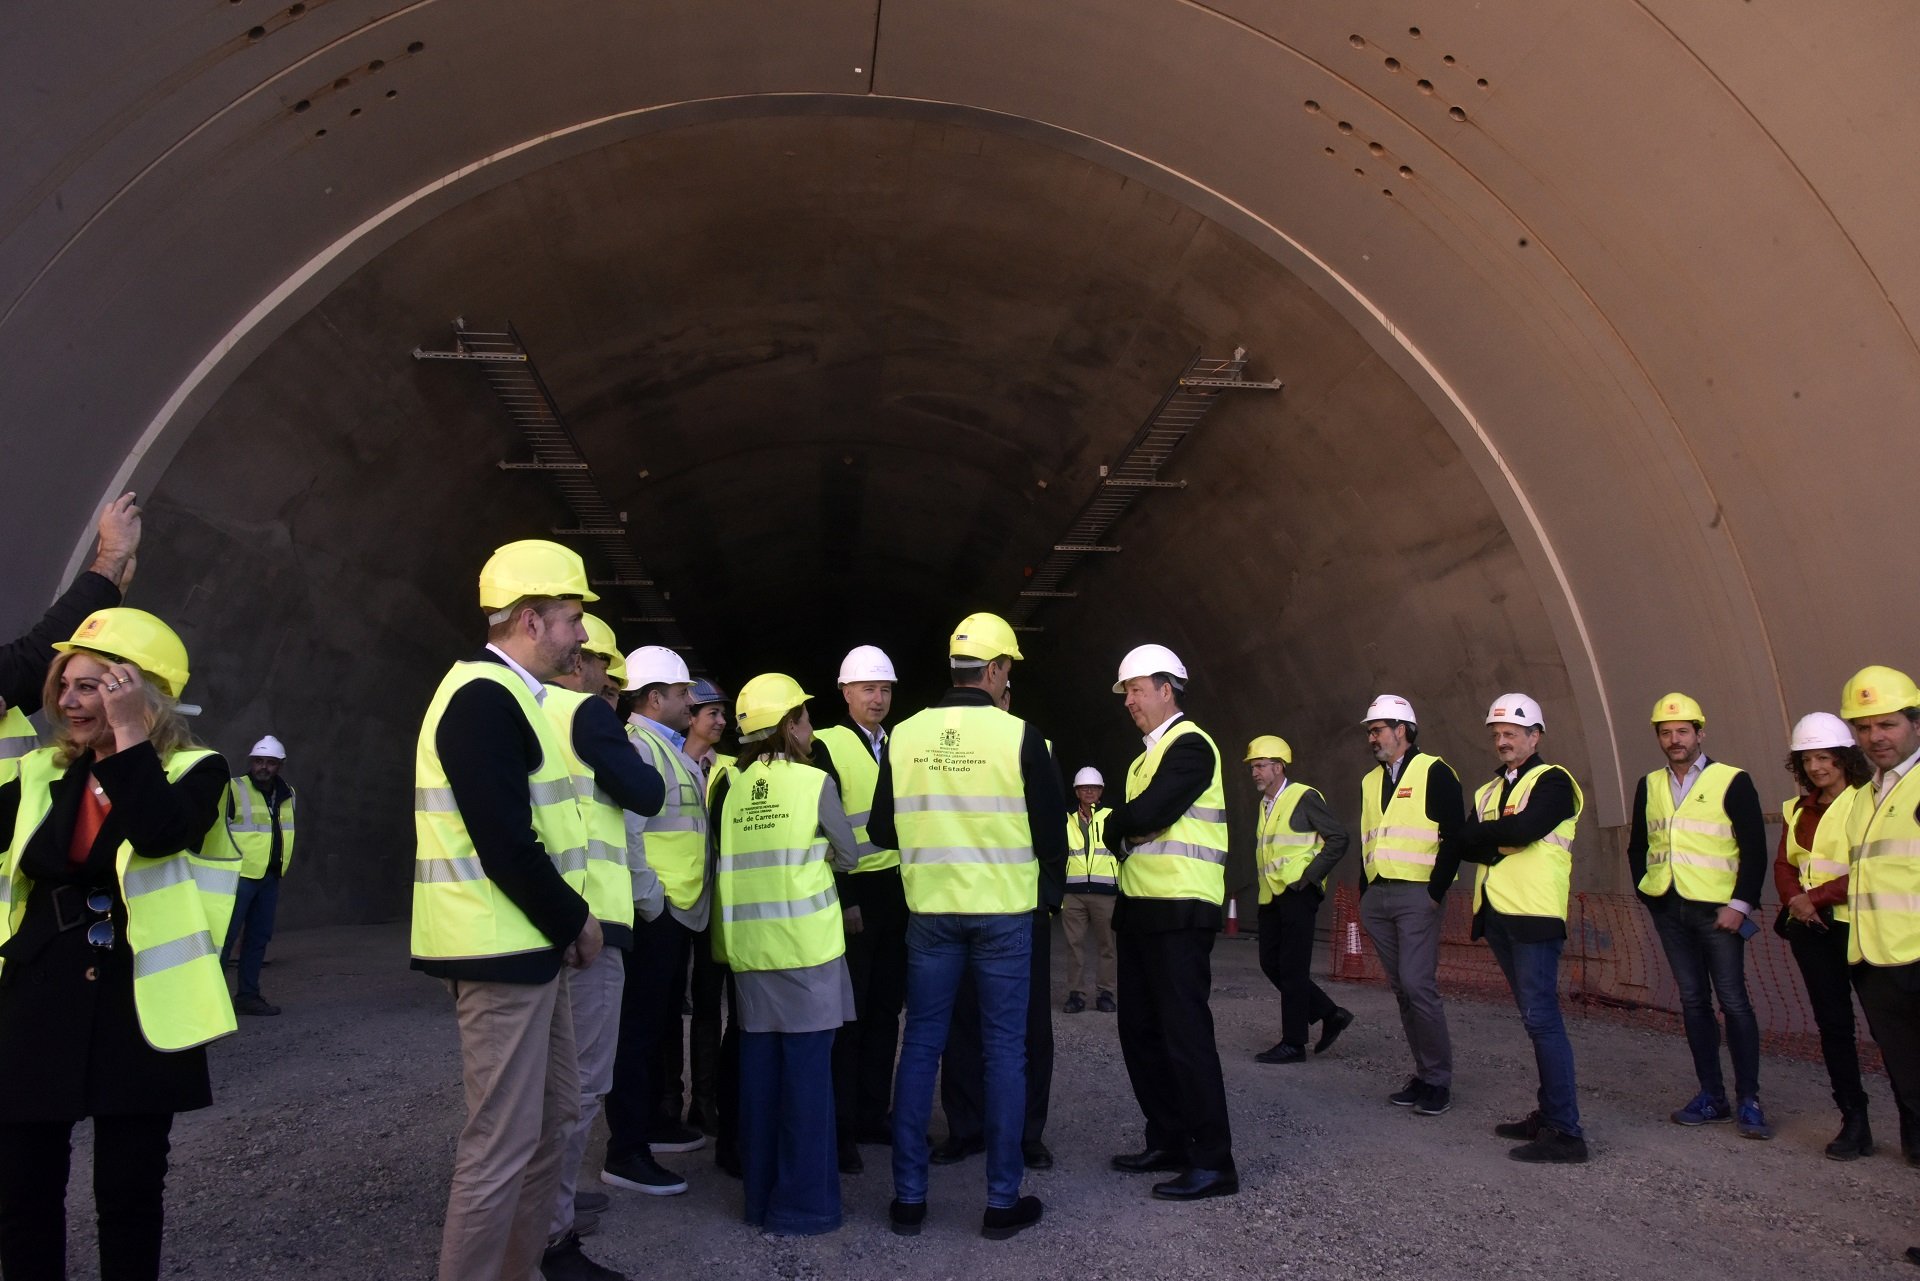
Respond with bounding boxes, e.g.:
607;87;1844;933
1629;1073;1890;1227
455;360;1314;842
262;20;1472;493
1225;897;1240;938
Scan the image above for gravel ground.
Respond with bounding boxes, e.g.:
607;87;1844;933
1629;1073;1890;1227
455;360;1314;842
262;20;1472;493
59;921;1920;1279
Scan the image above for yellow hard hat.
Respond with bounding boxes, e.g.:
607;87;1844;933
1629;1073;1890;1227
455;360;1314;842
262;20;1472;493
1650;692;1705;726
950;612;1023;663
736;673;811;736
1244;735;1293;764
1841;665;1920;720
580;613;621;663
477;540;599;610
53;608;191;698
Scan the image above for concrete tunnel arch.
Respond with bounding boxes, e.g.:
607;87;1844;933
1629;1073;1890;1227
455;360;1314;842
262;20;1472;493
4;2;1917;927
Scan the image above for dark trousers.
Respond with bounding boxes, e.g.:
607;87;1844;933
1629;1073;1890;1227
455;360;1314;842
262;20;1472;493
1784;919;1866;1111
0;1113;174;1281
941;908;1053;1145
1648;895;1761;1100
1116;926;1232;1169
1484;913;1581;1137
1855;960;1920;1154
739;1029;840;1235
833;885;908;1138
688;936;727;1118
606;913;693;1160
1256;890;1337;1049
220;872;280;1000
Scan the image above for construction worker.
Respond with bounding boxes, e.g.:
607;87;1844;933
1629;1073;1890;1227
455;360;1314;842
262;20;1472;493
540;616;665;1270
220;735;296;1017
411;541;615;1281
1841;666;1920;1179
1244;735;1352;1065
1450;695;1588;1163
868;612;1063;1240
1357;694;1465;1116
1061;766;1118;1014
602;645;708;1196
0;607;237;1280
812;645;907;1173
1773;712;1874;1160
681;677;731;1139
1628;693;1771;1138
710;674;861;1234
1102;644;1236;1201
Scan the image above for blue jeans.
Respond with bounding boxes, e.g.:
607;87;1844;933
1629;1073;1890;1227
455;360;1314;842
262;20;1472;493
738;1029;840;1235
1648;895;1759;1100
1484;913;1581;1137
891;913;1030;1209
220;873;279;999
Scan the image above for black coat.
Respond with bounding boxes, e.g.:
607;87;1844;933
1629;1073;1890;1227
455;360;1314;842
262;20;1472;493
0;741;227;1122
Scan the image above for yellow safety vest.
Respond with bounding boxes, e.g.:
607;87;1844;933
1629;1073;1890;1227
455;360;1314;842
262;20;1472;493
814;724;899;873
1256;783;1325;903
889;703;1036;915
1784;789;1860;926
1849;769;1920;966
0;708;38;785
2;745;241;1051
1360;754;1450;883
717;759;844;972
1639;761;1743;902
543;688;635;930
1471;764;1583;921
1119;721;1228;904
629;722;707;912
225;777;296;880
412;663;588;961
1065;806;1118;889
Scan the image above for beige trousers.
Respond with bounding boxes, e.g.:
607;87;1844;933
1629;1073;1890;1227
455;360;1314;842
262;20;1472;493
1061;892;1118;995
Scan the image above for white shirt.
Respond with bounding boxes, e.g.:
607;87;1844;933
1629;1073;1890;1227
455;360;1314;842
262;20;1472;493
1260;779;1289;817
484;643;545;703
860;724;888;761
1877;745;1920;805
1667;755;1707;805
1141;712;1183;751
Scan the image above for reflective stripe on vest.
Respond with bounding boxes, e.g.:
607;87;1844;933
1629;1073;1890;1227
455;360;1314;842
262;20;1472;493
1119;720;1227;905
1256;783;1325;904
1850;769;1920;966
889;704;1036;914
225;777;295;880
1360;754;1449;883
1065;806;1118;888
543;687;635;930
3;745;240;1051
1639;762;1743;902
412;663;589;961
630;724;708;911
1471;763;1583;921
716;760;843;972
815;725;899;874
1785;789;1860;925
0;707;38;786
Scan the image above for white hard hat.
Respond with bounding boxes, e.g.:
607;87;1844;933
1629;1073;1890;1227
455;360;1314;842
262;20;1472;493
838;645;897;685
622;645;691;692
1485;693;1545;730
1073;767;1105;788
1113;643;1188;694
1362;694;1417;726
1790;712;1855;752
248;735;287;759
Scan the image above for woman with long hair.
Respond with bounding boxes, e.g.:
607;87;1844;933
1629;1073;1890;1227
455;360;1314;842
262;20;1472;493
0;608;239;1280
1772;711;1876;1160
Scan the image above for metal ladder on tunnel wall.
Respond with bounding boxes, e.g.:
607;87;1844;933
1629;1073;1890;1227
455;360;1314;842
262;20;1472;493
413;323;696;665
1008;348;1282;631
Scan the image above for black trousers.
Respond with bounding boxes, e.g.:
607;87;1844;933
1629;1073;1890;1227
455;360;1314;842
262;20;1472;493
1257;890;1338;1049
688;938;727;1116
606;913;693;1160
1855;959;1920;1154
0;1112;174;1281
1783;919;1866;1110
1117;926;1232;1169
833;874;909;1138
941;908;1053;1144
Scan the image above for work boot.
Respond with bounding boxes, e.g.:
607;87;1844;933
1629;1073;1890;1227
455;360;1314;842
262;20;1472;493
1827;1109;1873;1160
540;1231;627;1281
1493;1111;1544;1141
1095;991;1118;1013
1314;1007;1354;1054
233;993;281;1016
1507;1128;1589;1165
981;1195;1043;1239
1062;991;1087;1014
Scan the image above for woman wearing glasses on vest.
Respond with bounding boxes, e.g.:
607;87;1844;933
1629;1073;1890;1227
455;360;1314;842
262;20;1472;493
709;673;861;1235
0;609;238;1281
1773;711;1876;1161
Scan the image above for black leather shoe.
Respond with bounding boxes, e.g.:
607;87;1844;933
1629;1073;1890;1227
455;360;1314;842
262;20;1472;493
1062;991;1087;1014
1095;991;1118;1013
1494;1111;1544;1141
1827;1111;1873;1161
981;1195;1043;1240
1110;1148;1185;1173
1152;1166;1239;1201
1314;1007;1353;1054
1022;1139;1053;1169
931;1135;985;1164
838;1138;863;1174
1905;1244;1920;1267
1254;1042;1306;1065
889;1199;926;1237
1507;1128;1589;1164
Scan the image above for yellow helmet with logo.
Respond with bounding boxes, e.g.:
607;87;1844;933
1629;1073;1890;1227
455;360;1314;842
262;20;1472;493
1243;735;1293;764
53;608;191;698
1650;692;1705;726
1841;665;1920;720
477;540;599;611
950;612;1023;663
736;673;811;736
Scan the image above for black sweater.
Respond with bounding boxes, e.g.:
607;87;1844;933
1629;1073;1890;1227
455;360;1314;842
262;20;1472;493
1365;747;1468;901
1450;754;1577;942
1102;715;1223;934
1625;758;1768;909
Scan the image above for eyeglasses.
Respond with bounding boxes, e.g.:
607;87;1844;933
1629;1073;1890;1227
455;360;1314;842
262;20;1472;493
85;890;114;951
